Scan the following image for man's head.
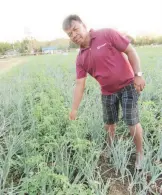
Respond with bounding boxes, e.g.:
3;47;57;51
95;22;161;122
62;15;88;46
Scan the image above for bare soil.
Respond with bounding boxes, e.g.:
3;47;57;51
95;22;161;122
99;142;162;195
0;57;26;73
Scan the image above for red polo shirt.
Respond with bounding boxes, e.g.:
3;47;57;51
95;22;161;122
76;28;134;95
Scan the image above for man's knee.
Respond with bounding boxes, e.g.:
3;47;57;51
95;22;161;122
129;123;142;136
105;124;116;132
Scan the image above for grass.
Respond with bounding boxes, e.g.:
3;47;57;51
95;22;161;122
0;46;162;195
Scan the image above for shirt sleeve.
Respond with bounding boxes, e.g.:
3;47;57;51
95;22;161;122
76;56;87;79
105;28;130;52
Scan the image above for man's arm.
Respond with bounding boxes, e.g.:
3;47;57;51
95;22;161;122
69;77;86;120
124;44;145;92
124;44;141;74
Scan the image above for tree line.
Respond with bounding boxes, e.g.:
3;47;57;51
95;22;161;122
0;35;162;55
127;35;162;46
0;38;70;55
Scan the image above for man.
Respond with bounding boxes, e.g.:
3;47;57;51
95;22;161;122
62;15;145;170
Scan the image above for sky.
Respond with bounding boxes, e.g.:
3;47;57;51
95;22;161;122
0;0;162;42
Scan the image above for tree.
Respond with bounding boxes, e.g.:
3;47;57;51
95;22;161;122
19;39;30;53
13;41;21;50
0;42;12;54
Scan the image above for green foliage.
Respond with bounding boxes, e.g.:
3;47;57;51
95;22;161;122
0;47;162;194
1;34;162;55
0;42;12;54
135;35;162;46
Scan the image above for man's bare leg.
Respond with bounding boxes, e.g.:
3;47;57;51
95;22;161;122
105;124;116;146
129;123;143;169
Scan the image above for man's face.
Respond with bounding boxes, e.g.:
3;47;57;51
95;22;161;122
65;20;88;46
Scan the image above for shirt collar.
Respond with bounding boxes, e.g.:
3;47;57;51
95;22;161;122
80;29;96;51
89;28;96;39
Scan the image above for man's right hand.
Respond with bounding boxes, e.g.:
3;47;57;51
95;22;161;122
69;77;86;121
69;109;77;120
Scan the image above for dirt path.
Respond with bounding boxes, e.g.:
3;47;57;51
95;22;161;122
0;57;27;74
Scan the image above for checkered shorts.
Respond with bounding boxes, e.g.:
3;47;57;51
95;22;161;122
101;82;140;126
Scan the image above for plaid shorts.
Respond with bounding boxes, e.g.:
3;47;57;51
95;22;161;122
101;82;140;126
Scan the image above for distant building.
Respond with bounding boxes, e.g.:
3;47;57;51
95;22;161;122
42;46;57;54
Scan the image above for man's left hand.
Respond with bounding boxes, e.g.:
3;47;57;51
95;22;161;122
134;76;146;93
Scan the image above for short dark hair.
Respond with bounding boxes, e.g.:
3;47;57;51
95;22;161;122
62;14;83;31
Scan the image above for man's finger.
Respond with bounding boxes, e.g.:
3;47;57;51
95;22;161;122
140;84;145;91
140;85;144;91
69;114;72;120
69;116;75;120
134;84;140;92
